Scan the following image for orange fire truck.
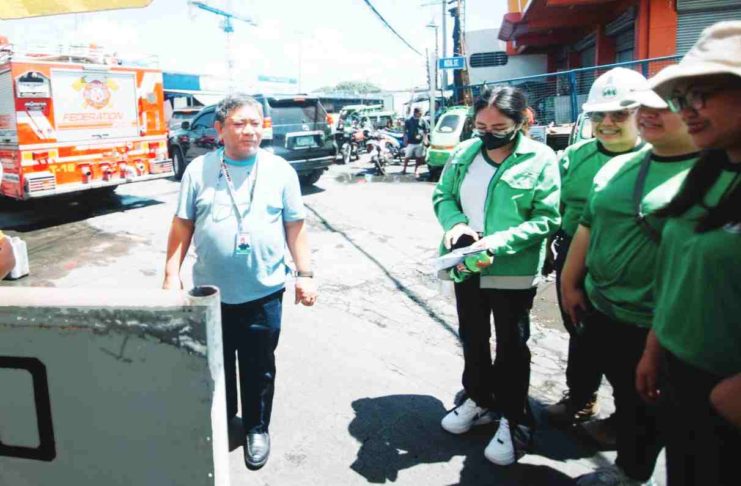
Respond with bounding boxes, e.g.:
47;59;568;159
0;42;173;200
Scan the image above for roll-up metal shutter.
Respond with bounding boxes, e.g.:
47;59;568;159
605;7;635;36
574;33;596;53
676;0;741;54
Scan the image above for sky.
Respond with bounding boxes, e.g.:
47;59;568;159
0;0;508;93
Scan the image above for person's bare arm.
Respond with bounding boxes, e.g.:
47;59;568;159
284;219;317;306
560;224;590;324
0;236;15;280
162;216;194;289
711;373;741;429
636;330;663;403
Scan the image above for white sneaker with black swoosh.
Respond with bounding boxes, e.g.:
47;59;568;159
484;417;530;466
441;398;493;434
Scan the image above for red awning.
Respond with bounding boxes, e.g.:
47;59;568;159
497;0;630;52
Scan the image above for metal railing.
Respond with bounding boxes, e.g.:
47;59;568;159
450;55;682;126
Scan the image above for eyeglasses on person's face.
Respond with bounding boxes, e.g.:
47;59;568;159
667;89;720;113
590;109;635;123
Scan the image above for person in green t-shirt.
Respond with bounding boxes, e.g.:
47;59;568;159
634;21;741;486
547;68;648;439
562;86;699;485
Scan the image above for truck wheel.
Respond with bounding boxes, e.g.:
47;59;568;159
171;146;185;179
299;170;322;187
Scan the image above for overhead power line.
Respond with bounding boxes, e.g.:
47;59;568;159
361;0;423;56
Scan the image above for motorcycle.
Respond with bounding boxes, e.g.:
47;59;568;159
365;130;396;176
335;129;352;164
377;129;404;163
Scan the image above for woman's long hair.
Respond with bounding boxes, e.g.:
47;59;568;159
473;86;528;125
655;149;741;232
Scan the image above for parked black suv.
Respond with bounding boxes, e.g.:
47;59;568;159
168;94;336;185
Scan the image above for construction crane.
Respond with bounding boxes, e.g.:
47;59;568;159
188;1;257;92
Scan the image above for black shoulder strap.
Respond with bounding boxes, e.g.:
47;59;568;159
633;151;662;243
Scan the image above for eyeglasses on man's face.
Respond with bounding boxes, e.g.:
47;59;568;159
590;109;635;123
667;89;718;113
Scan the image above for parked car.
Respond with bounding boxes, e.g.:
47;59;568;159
359;110;397;130
425;106;473;181
168;107;201;130
168;95;336;186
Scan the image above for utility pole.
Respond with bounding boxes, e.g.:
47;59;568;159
441;0;447;96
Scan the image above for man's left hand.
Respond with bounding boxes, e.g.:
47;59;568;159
295;277;318;306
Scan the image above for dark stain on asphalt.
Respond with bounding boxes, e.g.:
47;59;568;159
0;193;158;285
304;204;458;339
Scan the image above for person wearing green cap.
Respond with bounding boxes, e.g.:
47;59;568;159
636;20;741;486
433;85;560;466
561;84;699;485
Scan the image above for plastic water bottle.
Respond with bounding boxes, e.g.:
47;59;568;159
8;237;29;279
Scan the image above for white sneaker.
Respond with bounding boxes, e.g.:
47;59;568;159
484;418;529;466
576;465;657;486
441;398;493;434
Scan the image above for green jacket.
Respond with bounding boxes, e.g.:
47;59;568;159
432;133;561;288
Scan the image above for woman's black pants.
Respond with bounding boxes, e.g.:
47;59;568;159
454;275;536;425
664;352;741;486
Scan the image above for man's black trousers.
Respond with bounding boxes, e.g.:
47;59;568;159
221;289;284;435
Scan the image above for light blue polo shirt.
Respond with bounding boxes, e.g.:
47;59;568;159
175;148;305;304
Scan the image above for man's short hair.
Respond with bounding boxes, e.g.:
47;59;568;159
413;108;421;115
215;93;263;123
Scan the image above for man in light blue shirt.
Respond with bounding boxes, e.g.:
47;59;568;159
163;93;317;470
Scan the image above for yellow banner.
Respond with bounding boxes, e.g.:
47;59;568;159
0;0;152;19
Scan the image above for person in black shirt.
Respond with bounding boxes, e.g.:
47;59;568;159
402;107;429;176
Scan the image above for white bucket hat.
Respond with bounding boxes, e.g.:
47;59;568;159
582;67;649;113
651;20;741;97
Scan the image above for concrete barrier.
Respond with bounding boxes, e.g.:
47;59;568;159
0;286;230;486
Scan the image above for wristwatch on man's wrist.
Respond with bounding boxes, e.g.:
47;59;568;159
295;270;314;278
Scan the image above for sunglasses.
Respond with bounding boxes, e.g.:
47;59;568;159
667;89;719;113
590;110;635;123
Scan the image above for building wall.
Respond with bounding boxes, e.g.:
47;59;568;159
636;0;678;59
504;0;679;74
466;29;548;85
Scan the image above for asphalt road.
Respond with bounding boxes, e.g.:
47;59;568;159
0;156;664;485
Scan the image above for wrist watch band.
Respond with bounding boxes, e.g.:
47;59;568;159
295;270;314;278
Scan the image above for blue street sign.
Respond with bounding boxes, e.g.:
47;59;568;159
438;56;466;70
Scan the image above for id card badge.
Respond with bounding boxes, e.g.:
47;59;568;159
235;231;251;255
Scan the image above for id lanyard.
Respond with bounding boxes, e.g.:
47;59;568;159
219;150;258;232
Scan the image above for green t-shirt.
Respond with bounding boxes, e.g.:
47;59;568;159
559;139;648;236
653;163;741;377
581;151;698;327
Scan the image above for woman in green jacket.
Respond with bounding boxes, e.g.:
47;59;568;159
635;21;741;486
433;86;560;466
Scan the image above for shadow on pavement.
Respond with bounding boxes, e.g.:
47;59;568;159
0;192;163;232
300;184;325;196
348;394;579;485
